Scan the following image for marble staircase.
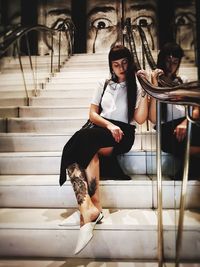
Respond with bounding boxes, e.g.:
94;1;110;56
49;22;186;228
0;53;199;266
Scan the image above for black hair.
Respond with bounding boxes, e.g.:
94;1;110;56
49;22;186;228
157;42;184;79
158;43;184;122
108;45;137;123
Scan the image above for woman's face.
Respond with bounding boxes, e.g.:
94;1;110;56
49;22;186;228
87;1;118;53
111;58;128;82
165;56;180;75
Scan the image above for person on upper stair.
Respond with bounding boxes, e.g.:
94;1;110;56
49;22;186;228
59;44;148;254
148;42;200;179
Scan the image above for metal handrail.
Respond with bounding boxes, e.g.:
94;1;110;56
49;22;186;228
126;21;200;266
123;18;164;266
0;21;74;104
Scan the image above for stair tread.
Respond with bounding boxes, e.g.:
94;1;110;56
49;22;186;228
0;260;198;267
0;174;152;185
1;174;199;186
0;208;199;230
0;150;148;157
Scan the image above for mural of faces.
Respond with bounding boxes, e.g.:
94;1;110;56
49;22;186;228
125;0;157;52
175;0;196;52
86;0;158;56
86;0;119;54
38;0;71;55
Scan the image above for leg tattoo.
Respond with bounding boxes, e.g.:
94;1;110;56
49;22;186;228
67;163;87;205
88;178;97;197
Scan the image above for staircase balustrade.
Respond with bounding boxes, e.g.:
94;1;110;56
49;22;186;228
124;19;200;266
0;21;75;105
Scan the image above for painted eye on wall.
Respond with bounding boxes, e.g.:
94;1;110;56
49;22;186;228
132;16;154;27
175;13;195;26
51;18;66;30
91;18;114;29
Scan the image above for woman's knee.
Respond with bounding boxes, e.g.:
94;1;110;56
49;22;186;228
98;147;114;156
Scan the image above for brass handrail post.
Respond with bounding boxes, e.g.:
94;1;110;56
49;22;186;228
16;40;29;106
58;30;61;71
25;33;37;96
175;106;192;267
156;100;164;267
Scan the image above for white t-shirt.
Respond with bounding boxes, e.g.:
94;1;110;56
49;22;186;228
91;78;143;124
166;75;188;122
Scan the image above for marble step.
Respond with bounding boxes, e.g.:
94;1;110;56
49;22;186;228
0;77;47;85
1;55;67;63
45;82;99;90
6;117;87;133
5;116;150;133
0;82;95;91
2;260;198;267
0;72;50;81
0;89;94;98
0;150;189;177
18;106;89;118
1;259;198;267
0;208;199;260
49;76;108;84
0;97;28;107
0;90;35;98
54;71;108;79
37;89;95;97
0;130;151;151
0;175;199;209
0;151;146;175
0;95;91;107
0;118;6;132
0;107;19;118
29;96;91;106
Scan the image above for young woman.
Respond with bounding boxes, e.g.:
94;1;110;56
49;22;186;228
59;45;148;254
148;42;200;178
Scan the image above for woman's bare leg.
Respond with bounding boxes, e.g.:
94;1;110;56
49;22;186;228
67;147;113;226
67;163;99;226
85;147;114;212
85;153;101;211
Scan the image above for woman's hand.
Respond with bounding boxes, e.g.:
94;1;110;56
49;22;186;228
174;119;187;142
136;69;149;80
107;124;124;143
151;69;164;85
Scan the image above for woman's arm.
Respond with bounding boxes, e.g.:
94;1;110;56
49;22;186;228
148;69;164;124
133;94;148;124
134;70;149;124
89;104;124;143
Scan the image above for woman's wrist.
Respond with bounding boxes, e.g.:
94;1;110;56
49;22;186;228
141;90;146;97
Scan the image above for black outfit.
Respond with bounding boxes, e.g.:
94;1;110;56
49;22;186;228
159;116;200;179
60;118;135;186
161;117;200;157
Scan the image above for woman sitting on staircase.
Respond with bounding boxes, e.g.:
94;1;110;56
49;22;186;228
59;44;148;254
148;42;200;179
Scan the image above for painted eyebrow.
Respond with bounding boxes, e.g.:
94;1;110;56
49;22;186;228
87;6;116;18
47;9;71;17
130;4;156;12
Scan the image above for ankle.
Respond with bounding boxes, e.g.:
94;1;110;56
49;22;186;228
81;206;99;225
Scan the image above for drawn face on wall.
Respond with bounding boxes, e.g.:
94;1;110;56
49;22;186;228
87;0;119;53
175;2;196;51
86;0;157;56
38;0;71;55
125;0;157;52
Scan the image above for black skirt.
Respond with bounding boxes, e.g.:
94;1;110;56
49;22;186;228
160;117;200;157
59;118;136;186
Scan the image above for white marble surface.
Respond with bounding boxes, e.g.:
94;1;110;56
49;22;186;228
0;259;199;267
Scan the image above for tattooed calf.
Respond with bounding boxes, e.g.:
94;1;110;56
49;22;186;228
67;163;87;205
88;178;97;197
